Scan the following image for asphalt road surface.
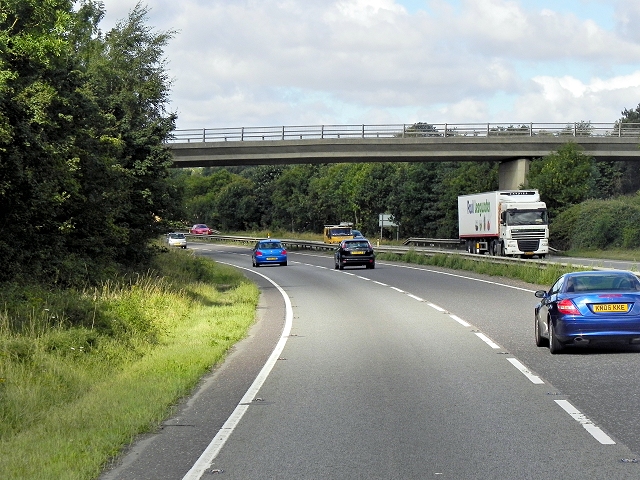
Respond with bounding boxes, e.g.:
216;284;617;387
100;243;640;480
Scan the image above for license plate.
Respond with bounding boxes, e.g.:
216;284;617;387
593;303;629;312
351;251;365;255
266;257;277;260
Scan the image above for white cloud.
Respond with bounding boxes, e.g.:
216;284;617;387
99;0;640;128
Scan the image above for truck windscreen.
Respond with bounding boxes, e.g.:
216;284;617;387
506;209;548;226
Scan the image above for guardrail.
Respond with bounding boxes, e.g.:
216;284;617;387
183;233;584;269
403;237;463;248
168;122;640;143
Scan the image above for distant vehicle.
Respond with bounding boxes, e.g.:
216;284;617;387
534;270;640;354
252;239;287;267
324;222;354;244
458;190;549;258
334;238;375;270
166;232;187;249
352;229;364;238
190;224;214;235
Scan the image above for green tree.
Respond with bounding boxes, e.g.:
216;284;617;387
0;0;178;285
271;165;318;232
526;143;597;219
83;3;177;263
0;0;103;283
215;177;259;231
181;169;237;226
387;162;443;238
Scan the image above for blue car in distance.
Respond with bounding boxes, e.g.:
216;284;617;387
252;239;287;267
534;270;640;354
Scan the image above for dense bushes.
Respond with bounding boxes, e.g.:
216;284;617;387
550;194;640;251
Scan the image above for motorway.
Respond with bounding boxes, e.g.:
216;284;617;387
101;243;640;479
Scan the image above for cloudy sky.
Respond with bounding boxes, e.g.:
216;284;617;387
98;0;640;130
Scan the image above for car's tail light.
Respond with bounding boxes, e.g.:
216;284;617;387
255;251;263;256
557;298;581;315
281;249;287;254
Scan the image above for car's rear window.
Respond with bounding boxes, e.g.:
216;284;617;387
345;241;370;248
259;242;282;249
170;233;185;239
567;275;640;292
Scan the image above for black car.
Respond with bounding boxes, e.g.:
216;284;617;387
334;239;375;270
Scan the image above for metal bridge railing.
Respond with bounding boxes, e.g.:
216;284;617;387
167;122;640;143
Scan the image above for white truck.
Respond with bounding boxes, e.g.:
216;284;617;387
458;190;549;258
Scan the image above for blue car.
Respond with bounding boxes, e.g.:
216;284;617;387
534;270;640;354
252;239;287;267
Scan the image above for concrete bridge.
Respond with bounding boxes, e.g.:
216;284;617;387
167;122;640;189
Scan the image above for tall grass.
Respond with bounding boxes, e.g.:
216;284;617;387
0;249;258;479
376;251;583;286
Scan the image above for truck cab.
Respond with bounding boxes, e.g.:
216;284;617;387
323;223;354;244
499;200;549;257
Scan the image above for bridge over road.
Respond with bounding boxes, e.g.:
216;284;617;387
167;122;640;189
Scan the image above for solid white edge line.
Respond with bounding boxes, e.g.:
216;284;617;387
474;332;501;349
554;399;616;445
182;265;294;480
506;358;544;384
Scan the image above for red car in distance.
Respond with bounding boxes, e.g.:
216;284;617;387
189;224;213;235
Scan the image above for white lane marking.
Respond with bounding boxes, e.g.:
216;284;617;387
554;400;616;445
449;314;470;327
474;332;501;349
372;281;388;286
407;294;424;302
427;303;447;312
390;287;405;293
506;358;544;384
355;276;371;281
182;265;294;480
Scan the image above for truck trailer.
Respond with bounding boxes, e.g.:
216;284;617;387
458;190;549;258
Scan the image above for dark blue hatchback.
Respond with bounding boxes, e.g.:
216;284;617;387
252;239;287;267
534;270;640;353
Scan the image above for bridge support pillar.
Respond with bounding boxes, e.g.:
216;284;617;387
499;158;530;190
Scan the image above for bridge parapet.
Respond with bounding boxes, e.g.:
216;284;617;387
168;122;640;143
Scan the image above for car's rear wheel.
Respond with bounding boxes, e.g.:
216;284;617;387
548;321;564;354
535;316;548;347
281;261;287;266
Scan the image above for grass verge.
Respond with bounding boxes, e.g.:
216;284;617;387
375;250;586;286
0;249;258;480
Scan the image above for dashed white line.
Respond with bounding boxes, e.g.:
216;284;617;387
407;293;424;302
474;332;501;349
449;314;470;327
390;287;405;293
506;358;544;384
427;303;447;313
554;400;616;445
